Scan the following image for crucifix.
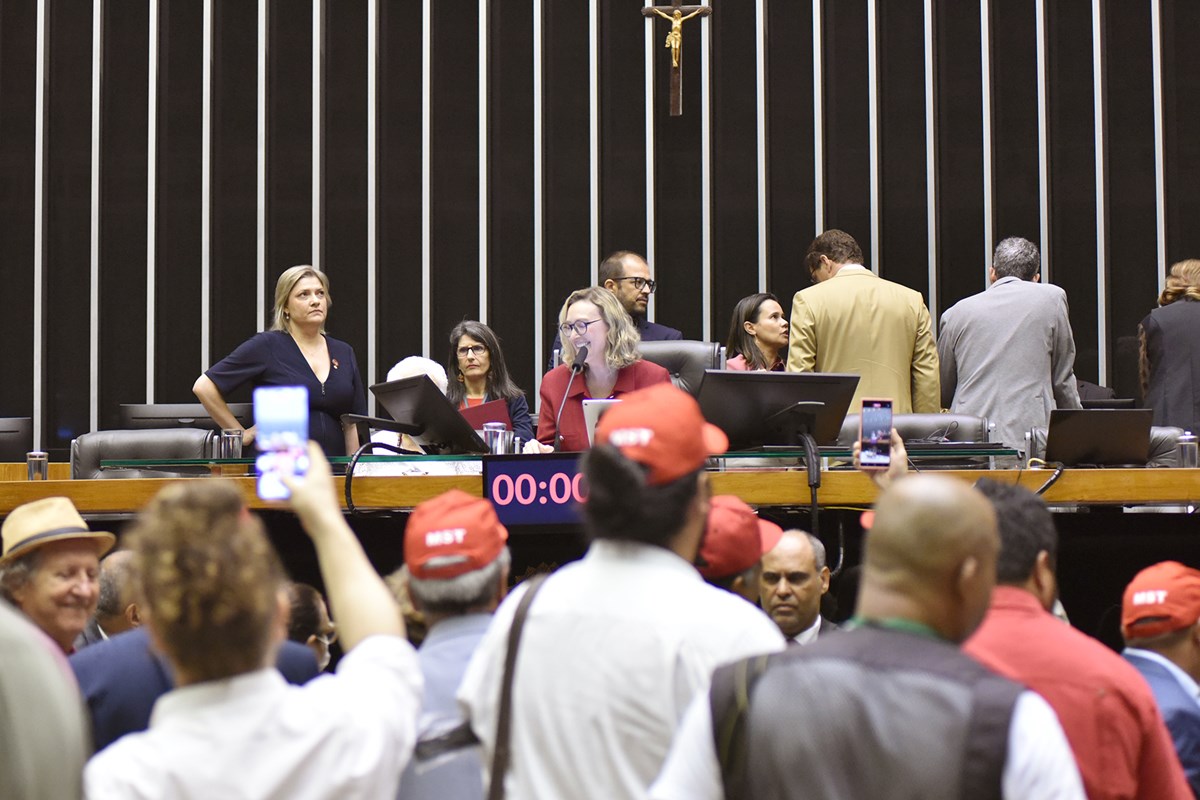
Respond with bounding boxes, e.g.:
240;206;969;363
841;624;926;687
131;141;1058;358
642;1;712;117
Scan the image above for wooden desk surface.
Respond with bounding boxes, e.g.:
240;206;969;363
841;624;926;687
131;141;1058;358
1;467;1197;516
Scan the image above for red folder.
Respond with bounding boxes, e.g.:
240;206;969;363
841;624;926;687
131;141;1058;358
458;398;513;431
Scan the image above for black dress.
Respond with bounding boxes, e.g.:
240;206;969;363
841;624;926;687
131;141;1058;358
206;330;367;456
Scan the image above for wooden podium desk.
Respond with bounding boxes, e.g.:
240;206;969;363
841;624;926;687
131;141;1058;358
1;467;1197;517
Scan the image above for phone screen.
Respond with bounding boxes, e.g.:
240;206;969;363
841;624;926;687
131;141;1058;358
860;399;893;469
254;386;310;500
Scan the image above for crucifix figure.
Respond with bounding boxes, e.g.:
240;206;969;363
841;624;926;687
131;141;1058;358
642;1;711;117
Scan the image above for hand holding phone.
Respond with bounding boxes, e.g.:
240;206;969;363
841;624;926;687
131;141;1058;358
254;386;310;500
859;398;893;471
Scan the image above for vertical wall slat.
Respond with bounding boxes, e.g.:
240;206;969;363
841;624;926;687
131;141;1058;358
90;0;102;429
1092;0;1107;385
146;0;158;403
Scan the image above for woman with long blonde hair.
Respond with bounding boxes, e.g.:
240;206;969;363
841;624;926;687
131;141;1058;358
529;287;670;452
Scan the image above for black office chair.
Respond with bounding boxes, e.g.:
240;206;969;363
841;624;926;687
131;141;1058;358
837;413;990;447
637;340;725;397
0;417;33;461
71;429;217;479
1027;425;1182;467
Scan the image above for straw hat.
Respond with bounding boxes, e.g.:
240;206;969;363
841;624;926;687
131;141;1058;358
1;497;116;564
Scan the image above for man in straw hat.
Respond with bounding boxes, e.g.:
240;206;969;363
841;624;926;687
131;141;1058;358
0;496;115;653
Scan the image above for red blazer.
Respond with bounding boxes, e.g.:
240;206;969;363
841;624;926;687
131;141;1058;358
536;360;671;451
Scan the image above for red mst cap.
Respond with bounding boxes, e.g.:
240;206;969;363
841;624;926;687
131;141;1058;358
404;489;509;580
698;495;784;580
1121;561;1200;640
594;383;728;486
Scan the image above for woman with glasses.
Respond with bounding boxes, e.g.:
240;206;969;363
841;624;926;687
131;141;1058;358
445;320;535;443
725;292;788;371
528;287;670;452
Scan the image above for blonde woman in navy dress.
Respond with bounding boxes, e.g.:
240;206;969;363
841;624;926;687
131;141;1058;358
193;265;367;457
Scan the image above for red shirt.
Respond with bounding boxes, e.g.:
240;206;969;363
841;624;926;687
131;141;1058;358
964;585;1191;800
536;360;671;451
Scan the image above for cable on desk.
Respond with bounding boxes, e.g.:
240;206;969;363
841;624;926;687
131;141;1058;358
344;441;419;515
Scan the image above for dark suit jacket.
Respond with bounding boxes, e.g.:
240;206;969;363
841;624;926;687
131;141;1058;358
69;626;320;752
72;618;106;651
1125;650;1200;797
1141;299;1200;431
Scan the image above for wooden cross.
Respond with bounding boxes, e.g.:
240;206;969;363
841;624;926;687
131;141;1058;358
642;1;711;117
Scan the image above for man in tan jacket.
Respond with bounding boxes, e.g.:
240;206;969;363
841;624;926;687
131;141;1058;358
786;229;940;414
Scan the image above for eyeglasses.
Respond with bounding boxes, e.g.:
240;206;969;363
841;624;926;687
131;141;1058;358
613;276;656;293
558;319;604;337
315;628;337;647
457;344;487;358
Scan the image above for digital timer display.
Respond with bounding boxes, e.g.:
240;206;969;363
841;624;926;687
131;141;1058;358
482;453;586;526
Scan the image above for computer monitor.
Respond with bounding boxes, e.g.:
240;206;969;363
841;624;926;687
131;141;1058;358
696;370;861;450
1044;408;1153;466
0;417;32;461
370;375;488;455
119;403;253;431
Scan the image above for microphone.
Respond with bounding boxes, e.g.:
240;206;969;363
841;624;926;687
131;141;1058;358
553;346;587;451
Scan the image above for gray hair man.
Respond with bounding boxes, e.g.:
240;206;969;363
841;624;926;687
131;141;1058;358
938;236;1081;450
397;488;511;800
759;529;836;645
0;496;116;653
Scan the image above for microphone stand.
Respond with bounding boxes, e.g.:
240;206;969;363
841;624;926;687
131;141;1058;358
553;346;588;452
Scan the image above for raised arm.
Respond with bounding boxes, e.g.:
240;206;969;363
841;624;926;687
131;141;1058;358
284;442;405;650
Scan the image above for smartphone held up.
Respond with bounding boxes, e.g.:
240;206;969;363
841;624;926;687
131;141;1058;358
859;398;893;470
254;386;310;500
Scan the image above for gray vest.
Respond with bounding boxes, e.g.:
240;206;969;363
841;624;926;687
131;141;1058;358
711;625;1021;800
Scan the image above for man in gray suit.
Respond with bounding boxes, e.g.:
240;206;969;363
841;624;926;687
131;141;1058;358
938;236;1081;451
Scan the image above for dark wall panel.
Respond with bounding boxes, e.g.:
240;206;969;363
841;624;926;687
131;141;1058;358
1103;2;1156;399
650;9;704;339
541;1;592;339
599;1;648;262
989;0;1040;249
765;0;815;303
822;0;870;262
0;0;37;420
97;0;150;434
266;0;313;280
322;1;369;368
488;0;536;396
877;0;928;296
710;0;761;340
934;0;985;309
155;0;203;404
430;0;481;345
210;0;260;368
1162;1;1200;266
1046;0;1099;382
376;0;423;379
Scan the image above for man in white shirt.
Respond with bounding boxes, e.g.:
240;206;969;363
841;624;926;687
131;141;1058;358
458;383;785;800
651;474;1085;800
85;445;423;800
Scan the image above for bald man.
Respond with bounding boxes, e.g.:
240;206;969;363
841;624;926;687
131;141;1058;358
651;475;1085;800
759;530;835;645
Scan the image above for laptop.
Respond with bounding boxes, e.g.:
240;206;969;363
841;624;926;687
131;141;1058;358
582;399;622;446
1044;409;1153;466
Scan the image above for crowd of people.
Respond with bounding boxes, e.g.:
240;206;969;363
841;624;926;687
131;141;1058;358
4;229;1200;798
3;382;1199;798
